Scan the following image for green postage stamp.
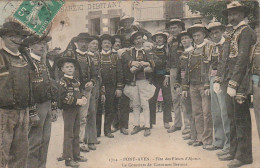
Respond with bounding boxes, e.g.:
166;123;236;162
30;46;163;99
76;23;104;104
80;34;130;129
13;0;64;36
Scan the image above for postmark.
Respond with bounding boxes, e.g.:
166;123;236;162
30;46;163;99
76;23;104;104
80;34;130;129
13;0;64;36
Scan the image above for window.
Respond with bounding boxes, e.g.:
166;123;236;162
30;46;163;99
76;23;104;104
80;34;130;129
90;18;100;35
110;17;120;34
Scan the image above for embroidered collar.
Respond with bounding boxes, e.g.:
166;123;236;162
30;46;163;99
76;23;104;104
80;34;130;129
216;36;225;45
156;45;165;49
233;20;247;30
101;49;112;55
184;46;194;52
112;49;118;53
64;74;73;79
87;51;95;56
195;39;207;48
30;52;41;61
49;60;54;67
134;47;144;51
2;43;20;56
76;49;88;55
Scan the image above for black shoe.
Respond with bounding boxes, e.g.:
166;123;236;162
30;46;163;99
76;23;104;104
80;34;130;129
187;140;196;145
164;123;170;129
75;156;88;162
120;128;129;135
111;127;119;133
216;150;230;157
88;143;96;150
203;145;222;151
95;140;101;145
227;159;252;168
105;133;114;138
131;126;142;135
65;160;79;167
80;145;89;152
57;155;64;161
167;126;181;133
183;134;191;140
144;128;151;137
141;125;146;130
182;128;190;135
218;154;234;161
192;141;203;147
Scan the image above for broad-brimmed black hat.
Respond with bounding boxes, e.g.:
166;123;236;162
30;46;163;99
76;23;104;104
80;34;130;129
22;35;52;46
187;23;209;35
56;57;79;69
129;31;144;44
47;47;61;58
166;19;185;30
112;34;123;44
88;35;100;43
207;22;225;31
0;21;30;37
119;15;134;25
177;31;192;40
100;34;113;43
74;33;90;42
151;31;168;42
222;1;249;17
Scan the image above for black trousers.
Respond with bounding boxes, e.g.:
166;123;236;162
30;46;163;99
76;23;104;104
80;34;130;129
104;83;117;135
62;107;80;160
112;93;130;129
150;74;173;125
225;86;252;163
96;96;103;137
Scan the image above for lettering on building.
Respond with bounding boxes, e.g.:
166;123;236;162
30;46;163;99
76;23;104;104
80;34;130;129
60;5;84;12
88;1;121;11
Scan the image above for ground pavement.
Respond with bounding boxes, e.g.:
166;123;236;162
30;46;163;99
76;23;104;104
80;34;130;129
47;110;260;168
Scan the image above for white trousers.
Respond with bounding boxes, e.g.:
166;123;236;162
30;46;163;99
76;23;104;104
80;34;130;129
124;79;155;128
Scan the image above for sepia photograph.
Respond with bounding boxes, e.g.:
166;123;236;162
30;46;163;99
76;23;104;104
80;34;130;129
0;0;260;168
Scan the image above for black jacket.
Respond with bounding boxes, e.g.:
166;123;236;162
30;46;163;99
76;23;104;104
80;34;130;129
121;47;162;85
215;24;257;97
58;76;83;109
62;49;98;89
0;49;36;113
100;51;124;90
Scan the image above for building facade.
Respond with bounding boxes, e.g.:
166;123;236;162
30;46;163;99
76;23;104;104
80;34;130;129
0;1;205;50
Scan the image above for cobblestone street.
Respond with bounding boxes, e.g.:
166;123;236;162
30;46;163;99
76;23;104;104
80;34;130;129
47;110;260;168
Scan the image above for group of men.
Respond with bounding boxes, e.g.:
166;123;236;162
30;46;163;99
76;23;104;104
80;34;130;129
163;2;260;168
0;1;260;168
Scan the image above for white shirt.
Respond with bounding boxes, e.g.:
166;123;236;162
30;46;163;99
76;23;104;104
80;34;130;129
134;47;144;52
64;74;73;79
214;36;225;53
87;51;95;56
30;52;41;61
195;39;208;48
49;60;54;67
101;49;112;55
156;45;165;49
76;49;88;55
184;46;194;52
112;49;118;53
